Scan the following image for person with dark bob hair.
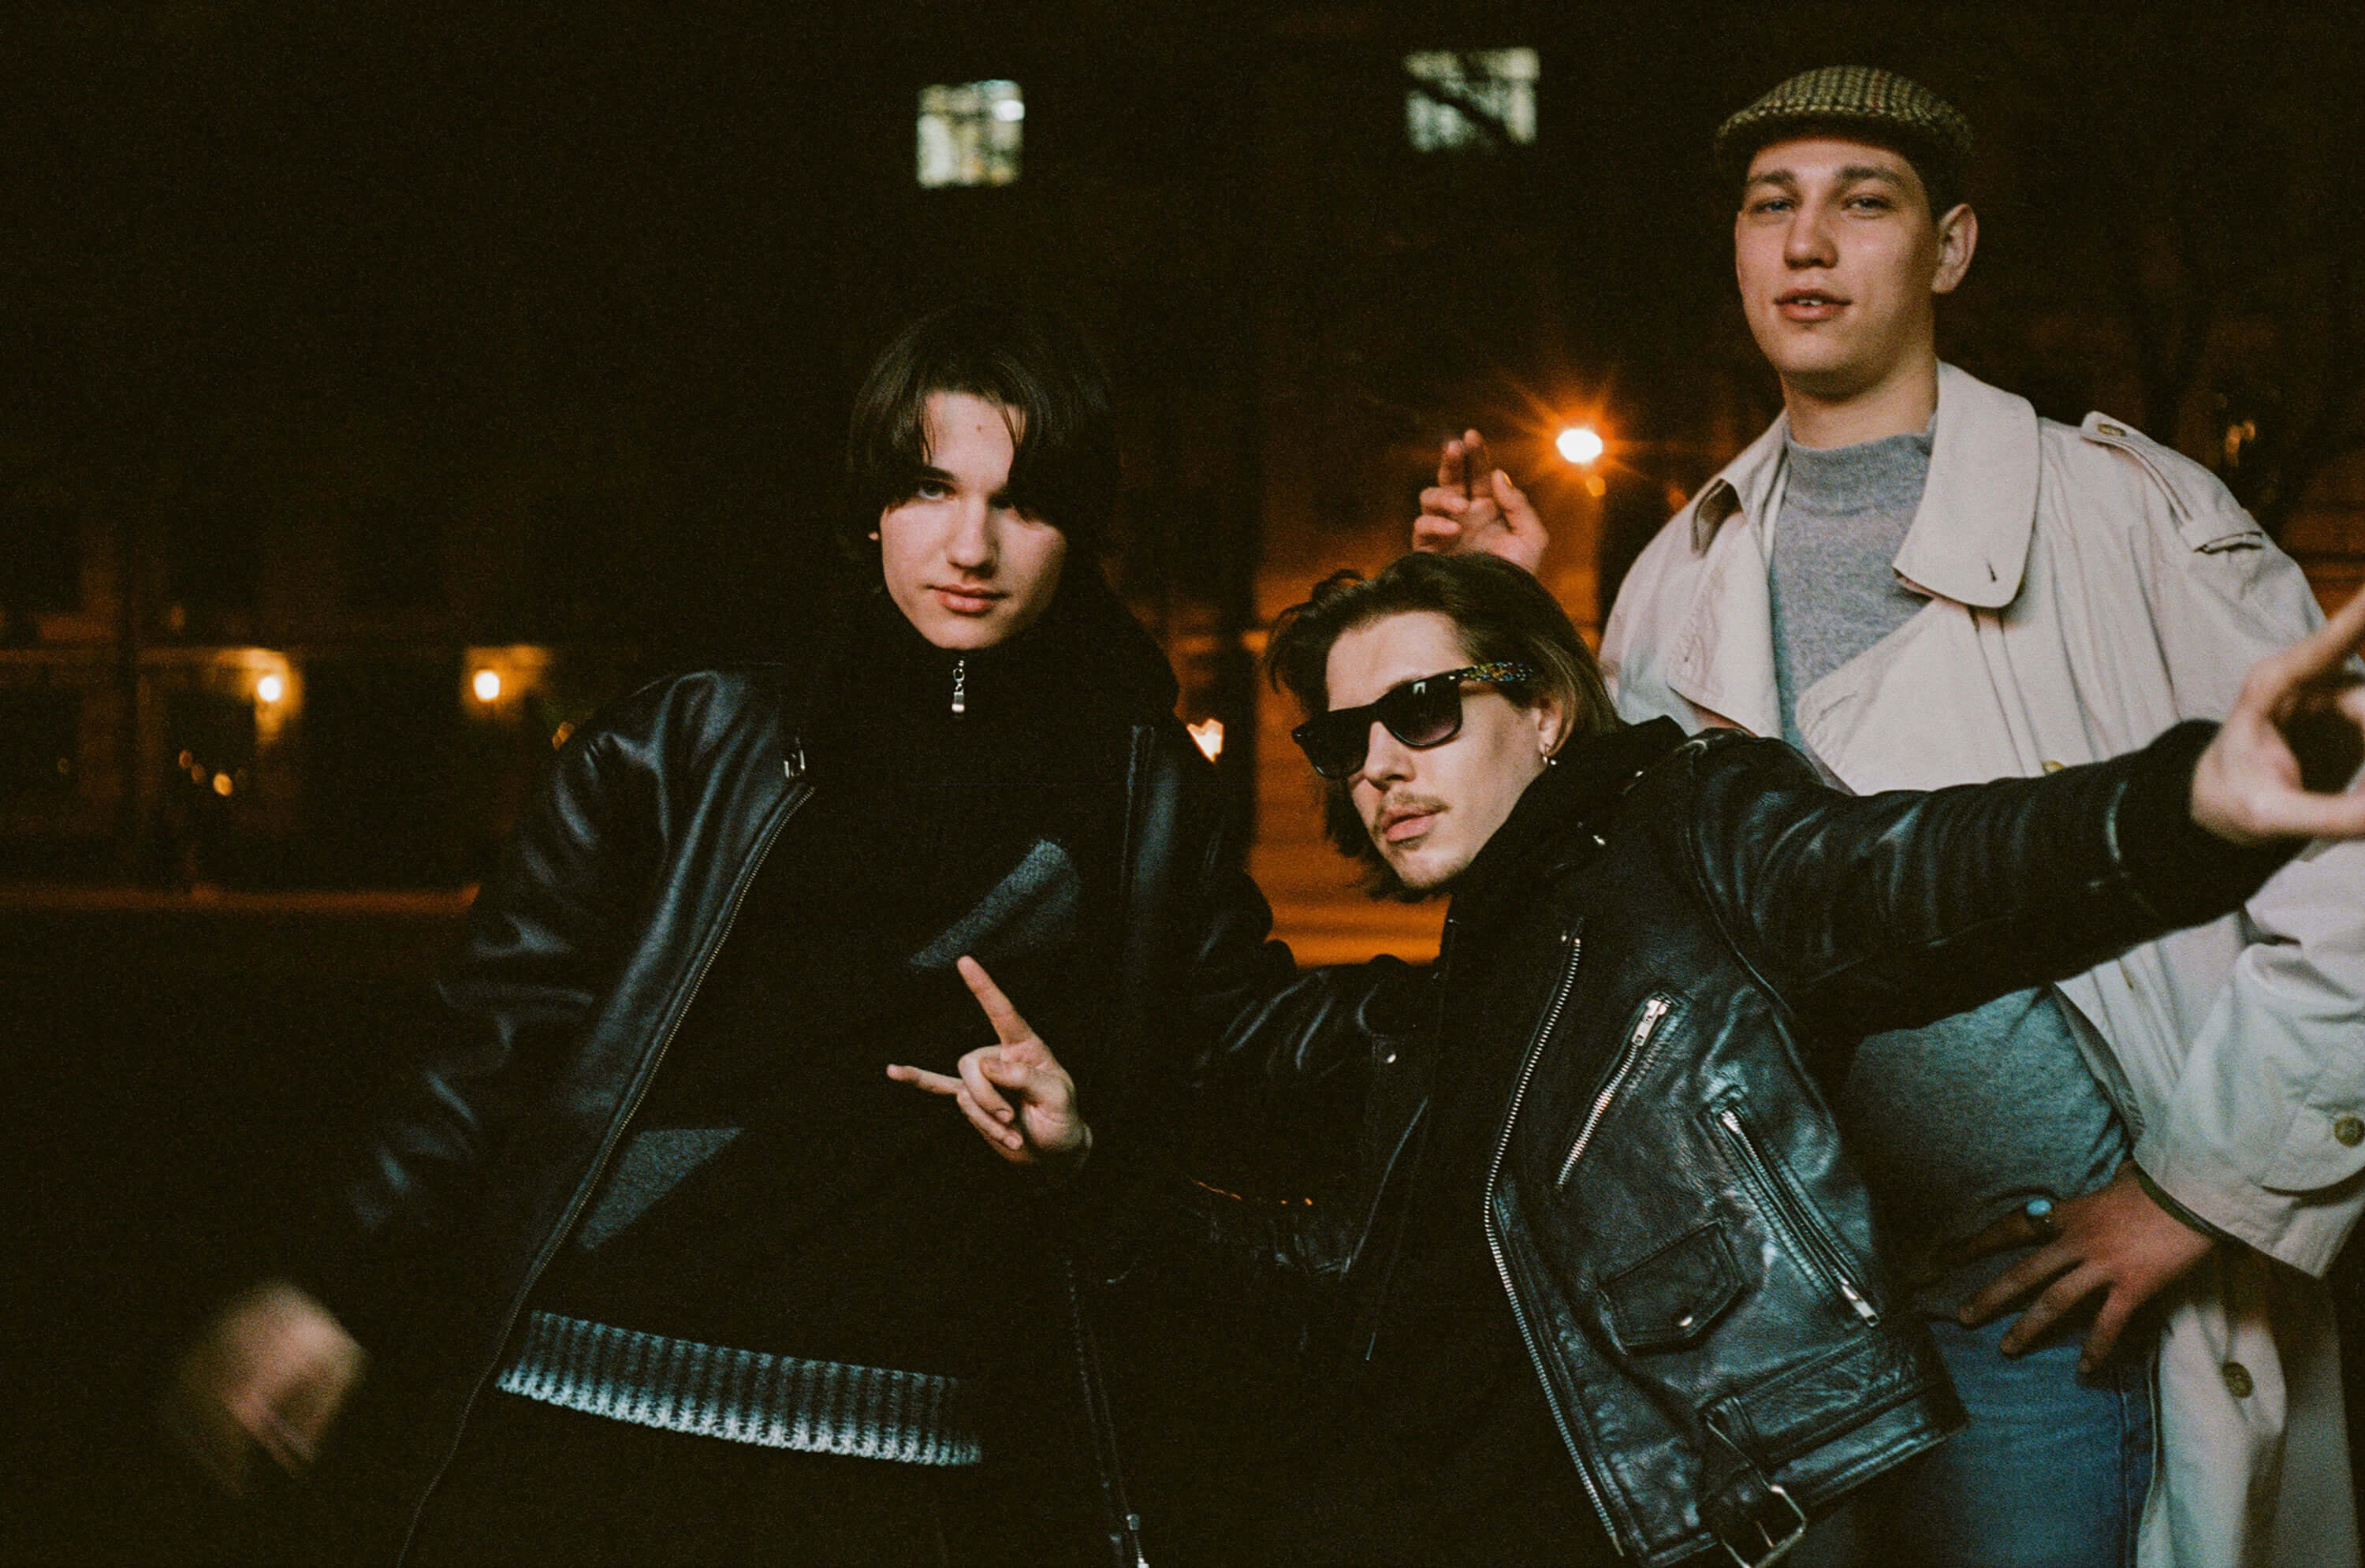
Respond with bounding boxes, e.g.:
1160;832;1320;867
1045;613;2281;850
164;303;1357;1566
843;300;1122;562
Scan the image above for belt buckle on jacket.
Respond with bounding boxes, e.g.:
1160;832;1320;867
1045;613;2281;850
1719;1482;1808;1566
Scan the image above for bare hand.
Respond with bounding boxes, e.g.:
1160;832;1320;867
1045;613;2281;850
888;955;1092;1178
1953;1165;2214;1372
2192;585;2365;844
1413;430;1549;574
163;1279;365;1495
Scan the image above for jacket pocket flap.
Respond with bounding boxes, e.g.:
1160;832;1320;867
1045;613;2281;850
1600;1222;1742;1353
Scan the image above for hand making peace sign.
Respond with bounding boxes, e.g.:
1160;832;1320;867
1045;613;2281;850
888;955;1093;1179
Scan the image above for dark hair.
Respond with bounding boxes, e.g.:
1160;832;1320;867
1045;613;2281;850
1264;552;1620;898
842;302;1120;560
1730;122;1964;219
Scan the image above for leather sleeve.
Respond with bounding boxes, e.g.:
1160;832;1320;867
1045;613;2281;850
295;695;665;1310
1082;723;1418;1299
1686;723;2293;1043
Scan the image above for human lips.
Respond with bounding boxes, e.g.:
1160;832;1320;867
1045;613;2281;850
931;583;1007;615
1375;799;1444;844
1775;287;1849;322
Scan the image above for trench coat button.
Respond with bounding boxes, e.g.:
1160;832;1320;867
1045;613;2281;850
2222;1361;2255;1399
2042;760;2066;773
2336;1116;2364;1147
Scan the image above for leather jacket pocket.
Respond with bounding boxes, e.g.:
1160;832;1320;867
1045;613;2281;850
1708;1095;1881;1328
1599;1220;1743;1353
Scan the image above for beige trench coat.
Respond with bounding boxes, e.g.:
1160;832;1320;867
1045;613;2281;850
1600;363;2363;1568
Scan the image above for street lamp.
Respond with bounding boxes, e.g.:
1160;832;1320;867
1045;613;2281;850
1555;425;1605;466
472;669;503;703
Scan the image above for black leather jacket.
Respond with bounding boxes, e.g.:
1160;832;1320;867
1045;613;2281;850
315;604;1332;1563
1189;716;2281;1568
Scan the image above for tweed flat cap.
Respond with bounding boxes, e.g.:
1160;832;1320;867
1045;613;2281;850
1715;65;1972;181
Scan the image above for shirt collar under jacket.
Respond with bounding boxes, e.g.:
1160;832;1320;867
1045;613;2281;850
1685;362;2043;612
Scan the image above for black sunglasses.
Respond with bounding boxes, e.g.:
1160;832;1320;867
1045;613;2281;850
1291;662;1537;780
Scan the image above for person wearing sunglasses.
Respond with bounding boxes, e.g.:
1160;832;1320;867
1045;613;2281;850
909;548;2365;1567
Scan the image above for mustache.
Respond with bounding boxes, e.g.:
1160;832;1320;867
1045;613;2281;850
1371;792;1449;825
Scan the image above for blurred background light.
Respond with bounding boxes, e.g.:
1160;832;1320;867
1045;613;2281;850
1556;425;1604;465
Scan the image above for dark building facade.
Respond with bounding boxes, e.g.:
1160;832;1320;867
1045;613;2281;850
4;1;2359;955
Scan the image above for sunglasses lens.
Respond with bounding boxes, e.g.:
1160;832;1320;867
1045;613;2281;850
1382;678;1462;748
1294;676;1469;779
1296;713;1365;779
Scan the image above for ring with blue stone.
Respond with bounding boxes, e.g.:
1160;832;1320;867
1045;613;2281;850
2021;1195;2061;1241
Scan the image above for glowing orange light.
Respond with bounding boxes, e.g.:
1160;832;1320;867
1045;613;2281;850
551;720;576;750
472;669;503;703
255;673;285;704
1584;475;1607;498
1187;717;1224;762
211;772;234;797
1555;426;1605;465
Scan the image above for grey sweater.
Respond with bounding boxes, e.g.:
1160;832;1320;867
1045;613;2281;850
1770;430;2126;1313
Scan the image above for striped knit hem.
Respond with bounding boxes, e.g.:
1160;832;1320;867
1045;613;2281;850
493;1311;982;1466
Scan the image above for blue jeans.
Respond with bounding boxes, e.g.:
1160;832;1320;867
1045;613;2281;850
1790;1314;2153;1568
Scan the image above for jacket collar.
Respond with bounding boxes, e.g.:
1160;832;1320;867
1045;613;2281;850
1683;363;2041;610
1448;717;1687;937
1663;365;2043;735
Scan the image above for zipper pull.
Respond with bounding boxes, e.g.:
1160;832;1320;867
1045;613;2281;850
952;657;966;717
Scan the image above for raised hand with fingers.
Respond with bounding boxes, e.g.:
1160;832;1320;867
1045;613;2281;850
2189;582;2365;844
888;955;1092;1180
1413;429;1550;573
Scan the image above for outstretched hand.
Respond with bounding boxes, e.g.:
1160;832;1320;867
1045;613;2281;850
2192;583;2365;844
888;955;1091;1179
1413;430;1549;574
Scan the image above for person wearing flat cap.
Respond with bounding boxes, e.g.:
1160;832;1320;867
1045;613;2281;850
1420;63;2362;1568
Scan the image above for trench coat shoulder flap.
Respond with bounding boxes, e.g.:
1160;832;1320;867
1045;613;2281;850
2071;411;2270;556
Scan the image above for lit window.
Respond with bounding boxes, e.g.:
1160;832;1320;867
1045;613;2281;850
1404;50;1539;152
918;80;1023;188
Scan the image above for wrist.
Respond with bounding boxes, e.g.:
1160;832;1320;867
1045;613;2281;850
2128;1161;2237;1249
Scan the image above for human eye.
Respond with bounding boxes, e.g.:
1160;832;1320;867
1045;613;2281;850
1845;191;1896;213
1745;193;1793;217
911;477;953;501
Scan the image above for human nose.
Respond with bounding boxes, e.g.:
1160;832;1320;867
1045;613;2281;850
945;502;996;574
1783;201;1836;270
1358;721;1413;788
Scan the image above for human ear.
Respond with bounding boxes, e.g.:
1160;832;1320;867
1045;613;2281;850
1531;691;1569;761
1931;203;1978;296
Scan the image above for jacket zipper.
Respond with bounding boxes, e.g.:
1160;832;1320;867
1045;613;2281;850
951;657;966;717
1483;934;1624;1550
1715;1105;1879;1327
1555;995;1672;1190
396;776;813;1561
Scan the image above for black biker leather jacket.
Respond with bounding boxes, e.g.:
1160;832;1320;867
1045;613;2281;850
312;627;1343;1562
1184;716;2281;1568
